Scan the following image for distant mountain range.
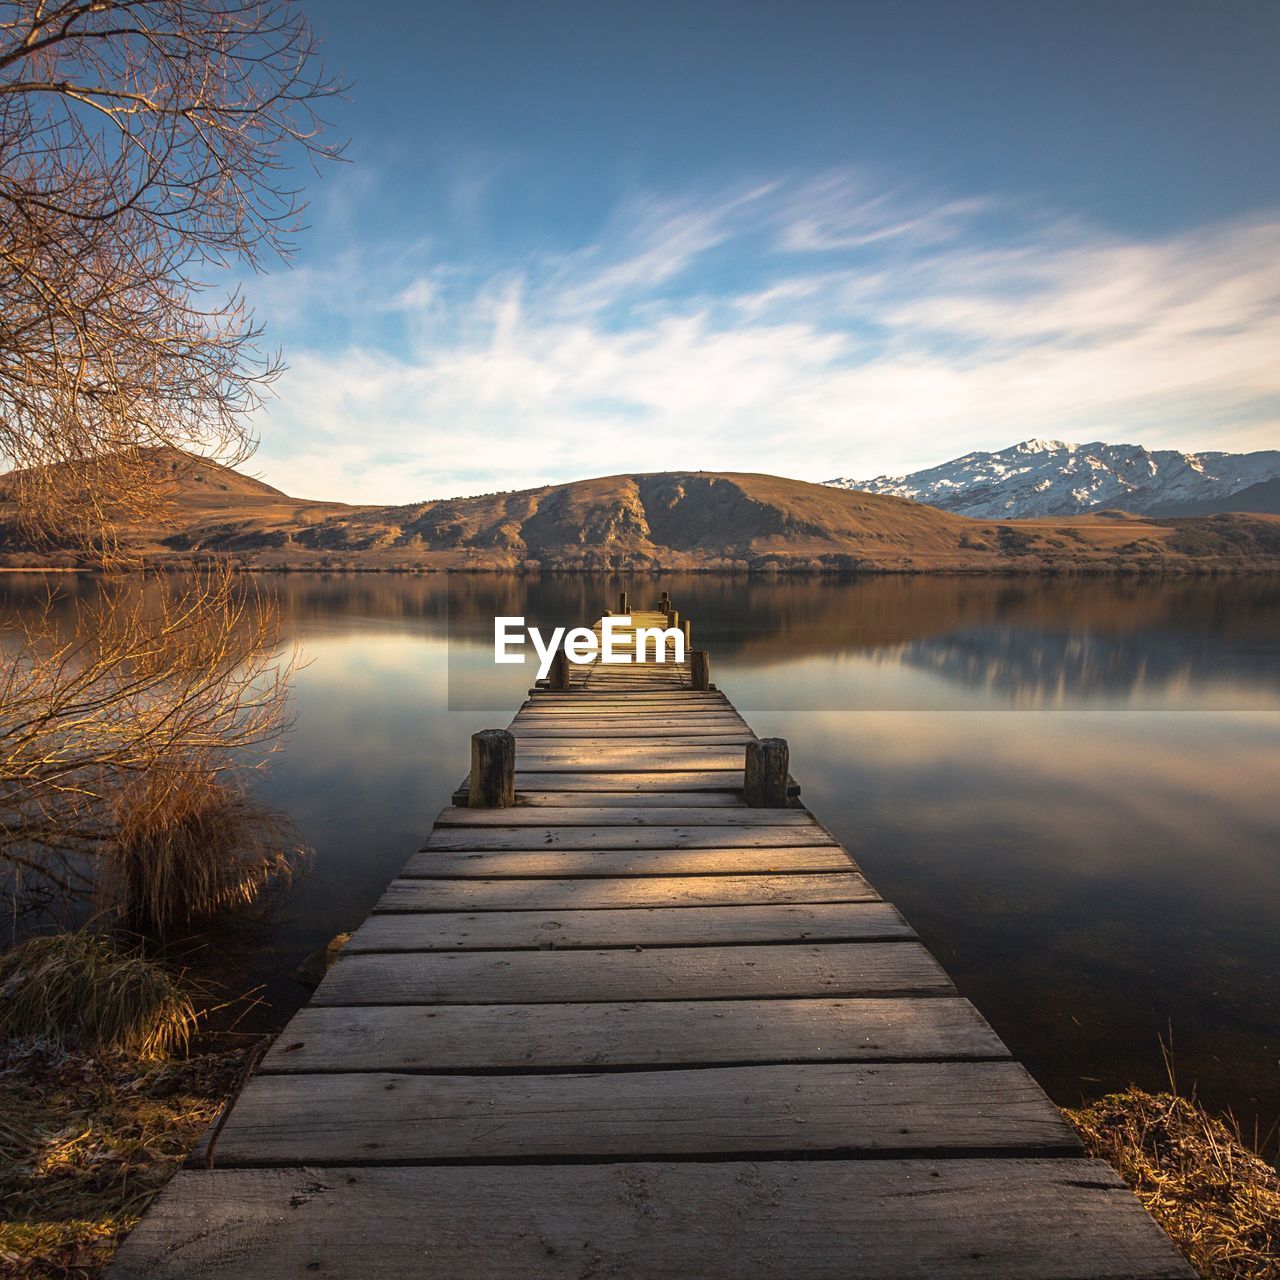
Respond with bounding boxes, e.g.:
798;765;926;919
825;439;1280;519
3;448;1279;572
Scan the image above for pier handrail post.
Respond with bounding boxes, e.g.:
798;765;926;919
667;608;680;629
618;590;629;613
470;729;515;808
690;649;711;691
745;737;789;807
549;649;571;691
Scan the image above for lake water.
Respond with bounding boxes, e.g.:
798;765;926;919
4;572;1279;1147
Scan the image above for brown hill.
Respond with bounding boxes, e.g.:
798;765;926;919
0;446;287;502
139;445;290;500
2;455;1278;572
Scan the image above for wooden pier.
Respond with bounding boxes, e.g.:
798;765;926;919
110;605;1191;1278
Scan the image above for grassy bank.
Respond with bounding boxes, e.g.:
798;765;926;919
1066;1090;1280;1280
0;1041;248;1278
0;933;249;1278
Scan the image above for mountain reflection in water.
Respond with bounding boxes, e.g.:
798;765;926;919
888;625;1280;706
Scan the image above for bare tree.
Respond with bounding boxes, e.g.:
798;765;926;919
0;0;342;553
1;568;300;929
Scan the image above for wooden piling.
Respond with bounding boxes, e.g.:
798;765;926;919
745;737;789;808
468;729;515;808
690;649;711;691
549;650;571;691
618;591;629;613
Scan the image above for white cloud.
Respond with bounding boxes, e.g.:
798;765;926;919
775;171;989;253
248;174;1280;504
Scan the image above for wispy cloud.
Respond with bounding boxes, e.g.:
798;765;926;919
248;170;1280;503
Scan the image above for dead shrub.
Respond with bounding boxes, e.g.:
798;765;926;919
0;932;197;1058
104;762;297;934
1068;1088;1280;1280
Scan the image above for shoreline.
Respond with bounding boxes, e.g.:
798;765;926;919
4;561;1280;576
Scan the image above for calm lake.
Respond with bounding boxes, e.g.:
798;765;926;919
5;572;1279;1145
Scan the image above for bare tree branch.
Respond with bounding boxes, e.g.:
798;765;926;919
0;0;344;555
1;567;300;923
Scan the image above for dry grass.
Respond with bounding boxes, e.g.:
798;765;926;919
1067;1088;1280;1280
104;761;297;936
0;1039;247;1279
0;934;197;1060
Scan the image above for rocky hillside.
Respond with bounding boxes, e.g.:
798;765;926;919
826;439;1280;518
2;456;1278;571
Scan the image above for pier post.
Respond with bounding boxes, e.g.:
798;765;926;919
659;590;670;611
682;619;692;649
667;608;680;630
469;729;515;808
618;590;629;613
690;649;711;691
745;737;789;807
549;650;571;691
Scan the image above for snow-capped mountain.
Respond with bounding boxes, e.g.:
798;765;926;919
825;439;1280;519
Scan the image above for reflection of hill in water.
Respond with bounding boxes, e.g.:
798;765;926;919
252;572;1279;646
4;572;1276;704
887;626;1280;705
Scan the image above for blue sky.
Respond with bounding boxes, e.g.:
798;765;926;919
244;0;1280;502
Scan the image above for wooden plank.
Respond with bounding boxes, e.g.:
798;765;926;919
105;1160;1196;1280
578;669;689;677
586;669;685;675
421;826;835;851
515;732;753;745
456;771;752;795
581;685;693;691
511;712;748;724
527;691;729;700
512;750;749;771
517;707;732;718
514;706;742;718
513;770;749;792
514;726;739;737
205;1061;1078;1165
516;755;747;773
525;702;730;712
511;709;747;720
258;997;1004;1073
514;790;744;807
581;670;689;678
377;872;878;912
515;733;756;746
581;656;688;663
510;725;752;738
435;806;817;828
346;901;912;951
510;724;749;736
313;942;947;1005
401;846;854;878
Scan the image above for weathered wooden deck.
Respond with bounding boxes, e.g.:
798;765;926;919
109;606;1192;1278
